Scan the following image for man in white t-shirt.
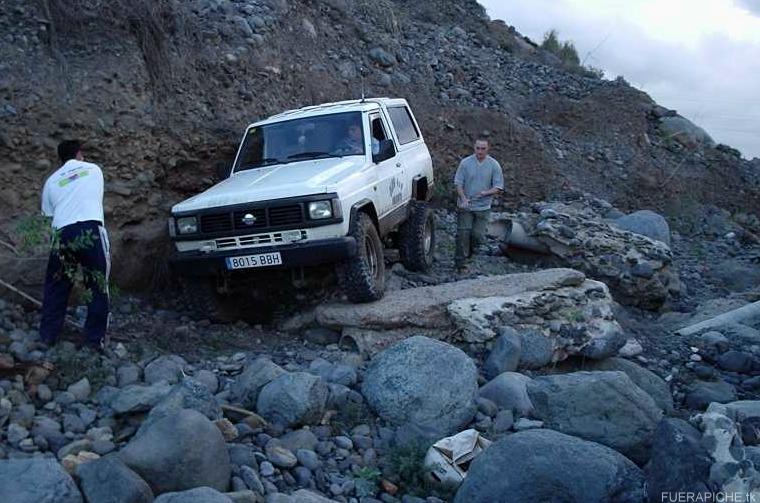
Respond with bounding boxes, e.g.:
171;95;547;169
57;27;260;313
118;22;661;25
39;140;110;350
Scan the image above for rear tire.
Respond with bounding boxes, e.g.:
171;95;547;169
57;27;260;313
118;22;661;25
179;276;238;323
399;201;436;272
338;212;385;302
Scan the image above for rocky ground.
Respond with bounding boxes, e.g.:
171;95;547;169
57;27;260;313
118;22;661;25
1;0;760;501
2;195;760;502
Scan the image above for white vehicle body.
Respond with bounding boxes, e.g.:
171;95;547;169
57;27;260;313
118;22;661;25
169;98;434;279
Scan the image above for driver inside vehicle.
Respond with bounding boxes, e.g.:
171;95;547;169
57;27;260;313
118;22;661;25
334;122;364;155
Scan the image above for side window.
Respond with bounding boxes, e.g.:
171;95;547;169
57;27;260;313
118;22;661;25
387;106;420;145
370;115;391;156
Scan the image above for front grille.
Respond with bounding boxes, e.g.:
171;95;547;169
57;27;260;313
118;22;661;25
200;213;233;233
233;208;267;230
199;203;306;235
268;205;303;226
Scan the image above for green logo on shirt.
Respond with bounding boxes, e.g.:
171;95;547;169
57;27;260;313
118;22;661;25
57;169;90;187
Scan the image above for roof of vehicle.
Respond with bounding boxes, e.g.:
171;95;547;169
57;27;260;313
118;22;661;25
253;98;410;126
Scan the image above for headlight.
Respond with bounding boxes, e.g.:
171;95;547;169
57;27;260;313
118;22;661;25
176;216;198;234
308;201;333;219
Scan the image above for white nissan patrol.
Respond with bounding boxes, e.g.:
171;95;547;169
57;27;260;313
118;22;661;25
169;98;435;316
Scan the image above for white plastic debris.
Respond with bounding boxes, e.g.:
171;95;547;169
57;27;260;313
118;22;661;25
424;429;492;487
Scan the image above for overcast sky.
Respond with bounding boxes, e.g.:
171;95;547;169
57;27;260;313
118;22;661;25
481;0;760;159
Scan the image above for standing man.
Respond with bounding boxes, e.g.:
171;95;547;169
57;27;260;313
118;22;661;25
40;140;110;350
453;138;504;272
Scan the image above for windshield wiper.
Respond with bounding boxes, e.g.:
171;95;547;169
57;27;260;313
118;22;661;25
286;151;336;160
237;158;284;171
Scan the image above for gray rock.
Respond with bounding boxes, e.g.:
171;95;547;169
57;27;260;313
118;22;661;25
68;378;92;401
454;429;645;503
265;440;297;468
228;444;258;469
63;413;86;434
58;439;93;460
144;355;186;385
279;429;319;452
527;371;663;463
77;455;154;503
296;449;320;470
231;357;286;410
699;331;730;353
259;461;275;477
154;487;233;503
686;380;737;410
368;47;396;67
118;409;231;494
659;115;715;149
0;457;83;503
645;418;711;501
478;372;534;416
7;422;29;444
117;364;142;387
718;351;757;373
517;329;554;369
110;382;173;414
483;327;521;379
257;372;328;428
577;357;675;414
240;464;265;494
492;410;514;433
362;336;477;435
194;370;219;394
145;378;222;428
37;384;53;402
614;210;671;246
303;328;340;346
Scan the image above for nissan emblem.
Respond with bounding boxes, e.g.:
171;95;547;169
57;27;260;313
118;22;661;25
242;213;257;226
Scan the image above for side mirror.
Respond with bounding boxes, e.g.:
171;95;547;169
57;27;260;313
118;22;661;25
215;161;233;180
372;139;396;164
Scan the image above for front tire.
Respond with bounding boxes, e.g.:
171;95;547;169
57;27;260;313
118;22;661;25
338;212;385;302
399;201;436;272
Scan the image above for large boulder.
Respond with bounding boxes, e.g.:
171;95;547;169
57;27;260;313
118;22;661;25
118;409;231;494
231;357;286;410
527;371;663;463
614;210;671;246
361;336;478;435
502;198;680;309
256;372;328;428
153;487;232;503
0;458;83;503
560;357;674;414
144;355;187;385
448;279;626;361
482;327;522;379
145;378;222;427
478;372;534;417
454;429;646;503
77;455;154;503
646;418;711;501
315;269;585;330
658;115;715;149
110;382;173;415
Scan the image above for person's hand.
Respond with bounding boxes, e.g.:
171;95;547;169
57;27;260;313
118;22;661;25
459;196;470;208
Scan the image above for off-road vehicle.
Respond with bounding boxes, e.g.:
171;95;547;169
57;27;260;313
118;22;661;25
169;98;435;317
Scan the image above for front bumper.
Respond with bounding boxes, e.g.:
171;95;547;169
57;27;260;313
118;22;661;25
170;237;357;277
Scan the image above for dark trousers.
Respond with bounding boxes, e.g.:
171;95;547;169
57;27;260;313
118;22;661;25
455;209;490;266
40;220;110;345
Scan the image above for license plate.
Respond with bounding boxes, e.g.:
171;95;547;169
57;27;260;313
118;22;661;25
226;252;282;270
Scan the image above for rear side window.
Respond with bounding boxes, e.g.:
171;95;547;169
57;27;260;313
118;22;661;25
388;106;420;145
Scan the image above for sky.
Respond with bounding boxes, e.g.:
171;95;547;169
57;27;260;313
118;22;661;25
481;0;760;159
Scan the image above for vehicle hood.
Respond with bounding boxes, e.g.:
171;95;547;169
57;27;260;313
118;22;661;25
172;156;365;213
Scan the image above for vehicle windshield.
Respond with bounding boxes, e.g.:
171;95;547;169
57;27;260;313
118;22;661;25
233;111;365;173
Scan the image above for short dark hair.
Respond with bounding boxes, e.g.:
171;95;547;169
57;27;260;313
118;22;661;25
58;140;83;162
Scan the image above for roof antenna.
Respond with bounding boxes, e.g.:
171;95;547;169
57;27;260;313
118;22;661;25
360;66;366;102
